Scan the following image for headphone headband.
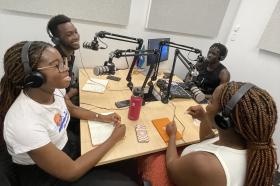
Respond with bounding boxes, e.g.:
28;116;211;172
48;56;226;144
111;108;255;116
214;82;254;129
46;23;60;45
223;83;254;117
21;41;45;88
21;41;33;74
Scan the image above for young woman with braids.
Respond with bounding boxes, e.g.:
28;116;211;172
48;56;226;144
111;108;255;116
139;81;278;186
0;41;137;186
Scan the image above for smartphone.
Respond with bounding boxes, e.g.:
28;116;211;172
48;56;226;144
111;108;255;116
135;124;149;143
115;100;130;108
107;75;121;81
163;72;171;79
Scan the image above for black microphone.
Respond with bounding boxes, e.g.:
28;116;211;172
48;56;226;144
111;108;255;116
195;54;206;72
83;37;105;50
197;55;206;63
93;59;116;76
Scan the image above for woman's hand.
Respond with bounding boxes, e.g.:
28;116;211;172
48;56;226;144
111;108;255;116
100;112;121;125
187;105;206;121
166;121;177;138
109;124;126;142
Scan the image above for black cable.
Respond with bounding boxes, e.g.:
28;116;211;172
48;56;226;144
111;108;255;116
97;37;108;49
170;101;186;142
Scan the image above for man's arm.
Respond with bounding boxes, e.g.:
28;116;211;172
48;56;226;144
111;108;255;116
219;68;230;84
66;87;79;98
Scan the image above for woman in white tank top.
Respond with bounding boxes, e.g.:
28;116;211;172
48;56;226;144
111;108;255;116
139;81;278;186
164;82;278;186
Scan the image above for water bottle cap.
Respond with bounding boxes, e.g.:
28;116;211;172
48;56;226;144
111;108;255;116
132;87;143;97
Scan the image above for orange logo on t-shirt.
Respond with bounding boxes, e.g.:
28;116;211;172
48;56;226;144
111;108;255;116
54;113;62;126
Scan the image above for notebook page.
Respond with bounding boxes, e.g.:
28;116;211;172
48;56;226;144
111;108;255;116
82;78;109;93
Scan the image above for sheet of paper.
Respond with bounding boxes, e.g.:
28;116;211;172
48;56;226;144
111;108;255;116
88;121;114;146
82;78;109;93
88;112;114;146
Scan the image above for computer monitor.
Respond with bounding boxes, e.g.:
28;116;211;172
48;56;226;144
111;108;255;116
147;38;170;66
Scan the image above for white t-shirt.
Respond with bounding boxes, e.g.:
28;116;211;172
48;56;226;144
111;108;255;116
181;137;247;186
4;89;70;165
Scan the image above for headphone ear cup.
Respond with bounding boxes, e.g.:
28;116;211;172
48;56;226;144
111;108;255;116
51;36;60;46
219;47;228;61
219;54;225;61
214;112;232;129
24;71;45;88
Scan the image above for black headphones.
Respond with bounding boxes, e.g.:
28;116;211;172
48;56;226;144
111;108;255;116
219;50;227;61
21;41;45;88
214;83;254;129
219;44;228;61
46;24;61;46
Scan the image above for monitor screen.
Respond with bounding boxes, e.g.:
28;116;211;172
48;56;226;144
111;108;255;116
147;38;170;66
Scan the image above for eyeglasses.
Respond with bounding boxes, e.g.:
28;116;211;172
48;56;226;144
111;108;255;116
37;58;68;73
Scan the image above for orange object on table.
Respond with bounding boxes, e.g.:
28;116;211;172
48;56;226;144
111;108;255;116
152;117;182;143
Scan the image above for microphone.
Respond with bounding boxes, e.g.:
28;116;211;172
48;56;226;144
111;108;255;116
191;69;199;77
195;55;206;72
83;37;105;50
93;59;116;76
197;55;206;64
190;85;206;103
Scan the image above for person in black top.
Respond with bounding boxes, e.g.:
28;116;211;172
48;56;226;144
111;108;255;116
47;15;81;136
194;43;230;95
47;14;80;103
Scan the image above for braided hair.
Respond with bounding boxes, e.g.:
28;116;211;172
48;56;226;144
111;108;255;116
220;82;278;186
0;41;52;113
210;43;228;61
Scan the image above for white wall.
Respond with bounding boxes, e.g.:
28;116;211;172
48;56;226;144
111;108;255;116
225;0;280;166
0;0;240;78
1;0;279;165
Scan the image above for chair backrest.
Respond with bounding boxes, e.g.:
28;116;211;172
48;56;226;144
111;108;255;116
0;111;6;149
0;95;6;149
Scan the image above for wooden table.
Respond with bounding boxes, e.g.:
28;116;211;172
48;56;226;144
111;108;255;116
79;68;201;166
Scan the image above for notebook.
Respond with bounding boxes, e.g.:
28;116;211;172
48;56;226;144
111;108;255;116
88;112;114;146
152;117;182;143
82;78;109;93
88;120;114;146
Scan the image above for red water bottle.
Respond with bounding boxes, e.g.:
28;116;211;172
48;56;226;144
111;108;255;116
128;87;143;120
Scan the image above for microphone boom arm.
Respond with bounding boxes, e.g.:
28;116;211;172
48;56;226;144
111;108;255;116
110;49;159;94
97;31;143;45
152;41;201;82
96;31;144;90
162;49;197;104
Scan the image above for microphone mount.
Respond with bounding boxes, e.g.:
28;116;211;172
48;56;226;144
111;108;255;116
151;41;202;83
107;49;160;95
161;49;198;104
95;31;144;90
96;31;143;45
